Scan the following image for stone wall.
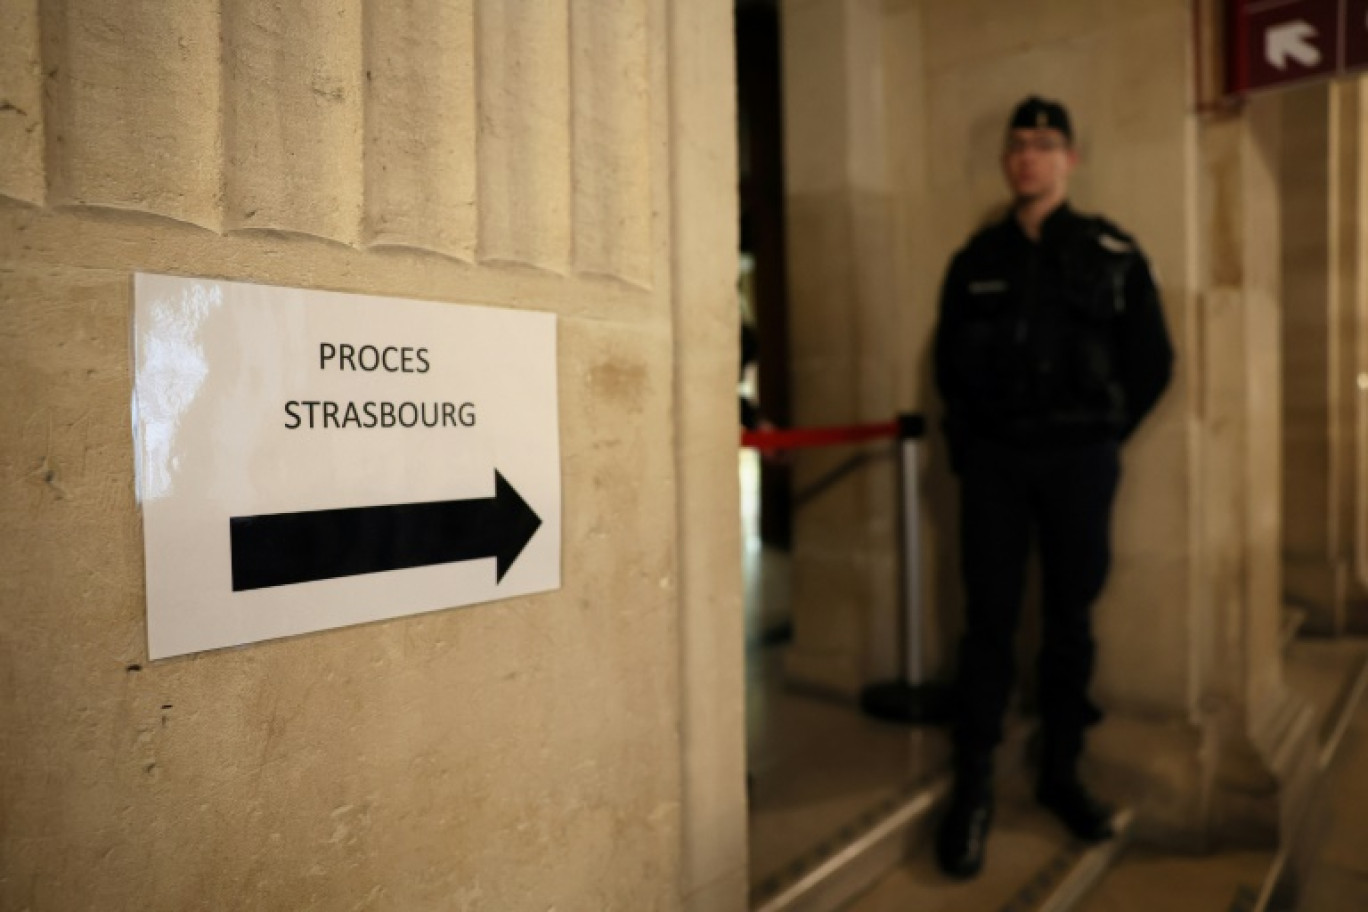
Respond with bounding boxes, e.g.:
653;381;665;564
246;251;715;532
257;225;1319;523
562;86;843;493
1280;78;1368;633
0;2;745;909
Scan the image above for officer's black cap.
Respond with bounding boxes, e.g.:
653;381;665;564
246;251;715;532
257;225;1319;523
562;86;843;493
1008;96;1073;143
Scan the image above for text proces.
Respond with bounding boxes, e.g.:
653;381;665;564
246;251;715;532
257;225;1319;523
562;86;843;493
320;343;431;374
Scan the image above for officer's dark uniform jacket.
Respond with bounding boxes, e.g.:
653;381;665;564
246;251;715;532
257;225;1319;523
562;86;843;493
934;203;1173;466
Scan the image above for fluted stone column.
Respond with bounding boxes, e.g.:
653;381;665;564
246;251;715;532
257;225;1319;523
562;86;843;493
1175;96;1318;848
1325;79;1368;631
1280;78;1368;634
0;1;746;909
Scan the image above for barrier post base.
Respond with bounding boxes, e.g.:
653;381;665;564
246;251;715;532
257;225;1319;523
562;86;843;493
859;679;952;725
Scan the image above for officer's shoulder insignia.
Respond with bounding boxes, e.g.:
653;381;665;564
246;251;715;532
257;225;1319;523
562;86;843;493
1097;231;1133;254
1089;215;1136;254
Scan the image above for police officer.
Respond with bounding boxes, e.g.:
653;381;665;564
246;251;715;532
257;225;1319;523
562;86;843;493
932;97;1173;878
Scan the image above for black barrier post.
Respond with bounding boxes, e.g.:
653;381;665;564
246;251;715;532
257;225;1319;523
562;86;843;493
859;412;951;725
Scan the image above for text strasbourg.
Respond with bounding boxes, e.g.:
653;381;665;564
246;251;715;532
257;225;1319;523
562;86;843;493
283;343;476;429
285;400;476;429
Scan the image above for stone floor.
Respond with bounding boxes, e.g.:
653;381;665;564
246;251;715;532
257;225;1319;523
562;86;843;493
842;748;1108;912
742;446;950;901
1072;849;1274;912
842;638;1368;912
1286;663;1368;912
745;639;949;897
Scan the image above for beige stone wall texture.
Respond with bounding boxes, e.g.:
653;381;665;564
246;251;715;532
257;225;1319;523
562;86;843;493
1275;77;1368;633
1359;88;1368;602
0;1;744;910
781;0;908;697
1323;80;1368;624
1196;96;1287;737
1279;83;1339;626
667;3;748;910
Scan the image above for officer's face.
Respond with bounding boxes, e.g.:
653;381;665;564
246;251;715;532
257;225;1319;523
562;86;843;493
1002;128;1077;203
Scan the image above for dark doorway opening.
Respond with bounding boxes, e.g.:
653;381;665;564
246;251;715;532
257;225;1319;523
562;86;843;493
737;0;792;552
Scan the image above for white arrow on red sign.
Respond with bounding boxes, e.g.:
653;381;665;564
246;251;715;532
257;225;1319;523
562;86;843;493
1266;20;1323;70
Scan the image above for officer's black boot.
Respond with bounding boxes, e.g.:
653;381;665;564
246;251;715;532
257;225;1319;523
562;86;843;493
1035;732;1113;843
935;755;994;879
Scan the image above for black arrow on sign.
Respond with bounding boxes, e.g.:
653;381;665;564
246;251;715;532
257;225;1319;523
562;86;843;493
229;471;543;591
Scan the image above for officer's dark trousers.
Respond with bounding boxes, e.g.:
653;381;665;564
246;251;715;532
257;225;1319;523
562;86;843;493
951;438;1121;774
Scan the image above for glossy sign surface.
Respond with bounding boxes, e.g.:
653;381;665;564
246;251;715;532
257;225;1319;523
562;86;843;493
134;274;560;659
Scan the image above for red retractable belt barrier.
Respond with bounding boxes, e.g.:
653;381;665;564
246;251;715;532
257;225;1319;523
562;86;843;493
738;411;948;725
740;420;899;450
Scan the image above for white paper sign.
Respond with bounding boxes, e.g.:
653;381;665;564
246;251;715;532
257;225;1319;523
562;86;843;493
133;274;560;659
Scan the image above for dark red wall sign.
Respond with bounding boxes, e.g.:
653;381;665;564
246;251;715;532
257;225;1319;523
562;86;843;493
1346;0;1368;69
1228;0;1368;94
